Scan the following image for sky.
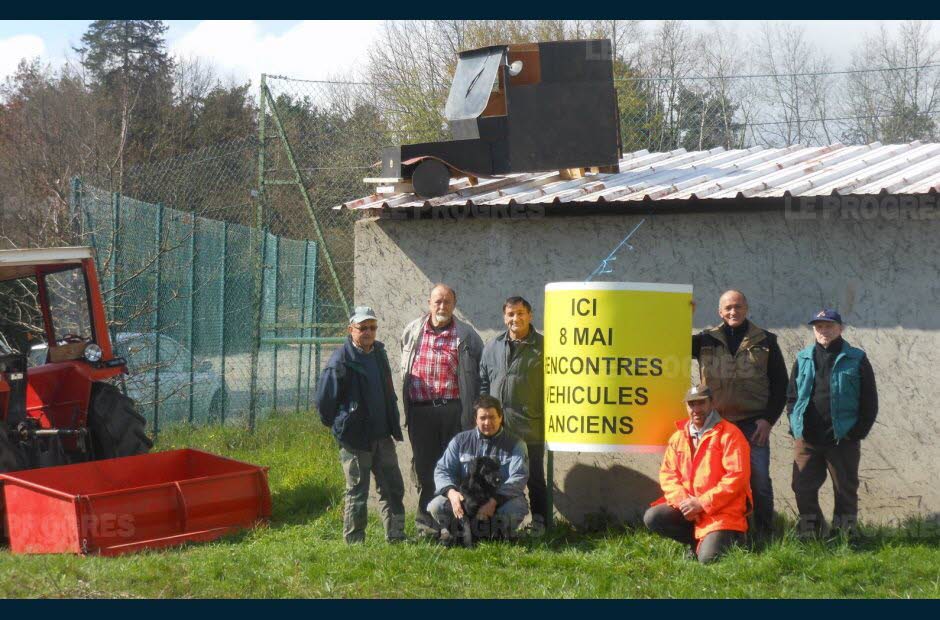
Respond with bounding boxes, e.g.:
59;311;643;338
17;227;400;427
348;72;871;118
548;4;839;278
0;20;382;85
1;20;938;86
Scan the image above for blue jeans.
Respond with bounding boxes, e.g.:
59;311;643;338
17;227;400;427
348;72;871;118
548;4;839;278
734;418;774;535
428;494;529;538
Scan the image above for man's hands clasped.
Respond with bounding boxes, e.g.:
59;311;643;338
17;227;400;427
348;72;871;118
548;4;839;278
678;496;704;521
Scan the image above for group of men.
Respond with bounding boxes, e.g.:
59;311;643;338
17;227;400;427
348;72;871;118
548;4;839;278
315;284;543;543
315;285;878;561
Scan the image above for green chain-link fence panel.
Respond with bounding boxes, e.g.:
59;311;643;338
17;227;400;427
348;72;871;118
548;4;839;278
73;179;317;433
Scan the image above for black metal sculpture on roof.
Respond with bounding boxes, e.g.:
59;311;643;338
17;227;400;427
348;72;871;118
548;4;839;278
367;39;623;198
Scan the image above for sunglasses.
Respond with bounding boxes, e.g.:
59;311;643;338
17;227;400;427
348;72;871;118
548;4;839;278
352;324;378;332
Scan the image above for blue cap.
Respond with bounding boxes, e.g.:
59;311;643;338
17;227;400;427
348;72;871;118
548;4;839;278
808;309;842;325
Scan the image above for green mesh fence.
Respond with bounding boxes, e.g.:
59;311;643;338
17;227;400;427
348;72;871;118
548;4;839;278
73;179;318;432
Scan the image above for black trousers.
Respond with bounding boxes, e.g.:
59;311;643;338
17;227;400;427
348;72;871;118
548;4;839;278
643;504;745;564
527;443;548;523
792;437;861;535
406;400;462;527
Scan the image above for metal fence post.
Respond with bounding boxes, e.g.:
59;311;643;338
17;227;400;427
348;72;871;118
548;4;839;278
219;221;228;425
80;181;101;264
247;226;268;433
152;202;164;437
304;240;318;411
188;215;197;424
248;74;269;433
546;448;554;531
314;283;322;388
271;235;280;413
296;240;309;414
110;192;120;339
261;80;349;319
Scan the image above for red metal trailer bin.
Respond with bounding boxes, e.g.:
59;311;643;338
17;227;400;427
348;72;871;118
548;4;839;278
0;449;271;555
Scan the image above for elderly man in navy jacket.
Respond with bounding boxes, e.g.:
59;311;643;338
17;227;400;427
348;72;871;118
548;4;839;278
315;306;406;544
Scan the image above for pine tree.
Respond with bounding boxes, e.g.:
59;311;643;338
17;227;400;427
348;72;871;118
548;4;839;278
77;20;173;88
75;20;175;191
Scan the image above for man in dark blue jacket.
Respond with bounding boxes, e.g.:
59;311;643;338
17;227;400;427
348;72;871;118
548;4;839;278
315;306;406;544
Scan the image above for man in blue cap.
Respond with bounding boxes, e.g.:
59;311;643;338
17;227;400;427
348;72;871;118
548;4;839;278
786;309;878;538
316;306;406;544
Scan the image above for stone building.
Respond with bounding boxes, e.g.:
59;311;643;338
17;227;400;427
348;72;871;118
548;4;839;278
340;141;940;526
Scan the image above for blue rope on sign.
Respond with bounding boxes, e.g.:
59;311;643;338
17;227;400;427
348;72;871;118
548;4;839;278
585;219;646;281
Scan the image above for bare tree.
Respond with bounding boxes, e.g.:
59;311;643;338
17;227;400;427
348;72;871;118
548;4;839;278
753;22;834;146
842;20;940;143
588;20;643;67
686;23;753;149
641;20;698;151
365;21;453;142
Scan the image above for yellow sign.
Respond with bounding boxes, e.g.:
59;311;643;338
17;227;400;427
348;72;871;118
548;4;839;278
544;282;693;453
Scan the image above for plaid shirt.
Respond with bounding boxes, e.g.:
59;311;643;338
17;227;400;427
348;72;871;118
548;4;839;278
408;318;460;402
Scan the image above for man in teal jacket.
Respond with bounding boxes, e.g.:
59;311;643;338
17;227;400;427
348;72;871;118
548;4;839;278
786;309;878;537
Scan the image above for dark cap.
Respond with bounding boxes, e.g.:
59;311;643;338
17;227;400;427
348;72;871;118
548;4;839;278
683;385;712;402
808;309;842;325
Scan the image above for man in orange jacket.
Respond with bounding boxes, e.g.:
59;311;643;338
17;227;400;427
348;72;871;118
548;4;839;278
644;385;752;563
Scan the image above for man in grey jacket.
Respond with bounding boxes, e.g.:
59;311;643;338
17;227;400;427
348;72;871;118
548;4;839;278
479;296;546;525
401;283;484;535
428;395;529;540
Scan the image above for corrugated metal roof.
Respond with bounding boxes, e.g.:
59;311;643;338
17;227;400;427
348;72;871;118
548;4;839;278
338;141;940;211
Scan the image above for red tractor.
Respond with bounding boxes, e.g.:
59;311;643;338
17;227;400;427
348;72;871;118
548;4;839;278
0;246;151;472
0;247;270;556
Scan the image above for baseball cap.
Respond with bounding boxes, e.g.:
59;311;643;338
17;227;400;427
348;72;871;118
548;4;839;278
808;309;842;325
683;385;712;402
349;306;378;324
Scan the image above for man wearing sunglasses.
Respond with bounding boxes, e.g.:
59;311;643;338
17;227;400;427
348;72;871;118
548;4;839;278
316;306;406;544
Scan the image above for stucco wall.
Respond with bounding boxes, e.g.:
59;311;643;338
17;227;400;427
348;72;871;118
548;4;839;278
353;207;940;526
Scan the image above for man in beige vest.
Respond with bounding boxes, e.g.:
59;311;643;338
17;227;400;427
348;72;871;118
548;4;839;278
692;290;788;540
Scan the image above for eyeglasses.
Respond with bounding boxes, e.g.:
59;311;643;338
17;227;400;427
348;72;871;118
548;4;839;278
352;324;378;332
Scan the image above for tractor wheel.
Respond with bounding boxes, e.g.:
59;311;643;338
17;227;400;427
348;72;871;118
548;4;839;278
87;382;153;460
0;422;23;473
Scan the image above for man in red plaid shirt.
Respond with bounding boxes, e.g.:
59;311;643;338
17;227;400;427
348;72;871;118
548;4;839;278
401;284;484;536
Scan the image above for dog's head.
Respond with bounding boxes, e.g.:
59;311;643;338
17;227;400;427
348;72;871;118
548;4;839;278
471;456;502;490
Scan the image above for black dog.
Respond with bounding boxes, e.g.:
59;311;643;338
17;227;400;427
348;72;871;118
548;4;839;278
453;456;502;547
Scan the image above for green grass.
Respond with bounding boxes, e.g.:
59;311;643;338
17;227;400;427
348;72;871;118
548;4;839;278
1;411;939;598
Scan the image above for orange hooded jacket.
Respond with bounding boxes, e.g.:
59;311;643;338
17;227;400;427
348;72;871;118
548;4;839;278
652;416;752;540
